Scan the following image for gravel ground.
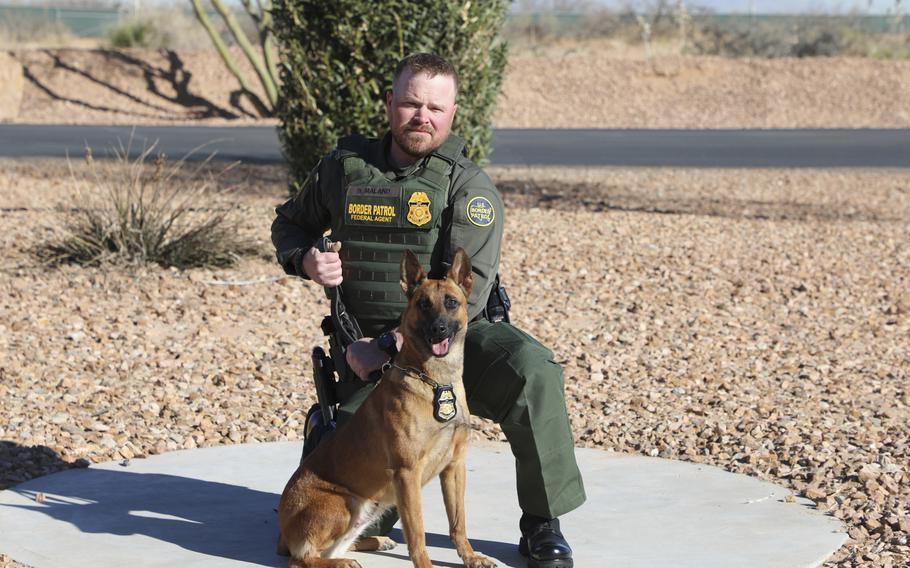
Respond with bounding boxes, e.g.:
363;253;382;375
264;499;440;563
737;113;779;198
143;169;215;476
497;42;910;129
1;160;908;567
4;43;910;128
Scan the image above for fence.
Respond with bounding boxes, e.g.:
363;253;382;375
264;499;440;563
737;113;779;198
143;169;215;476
0;4;122;37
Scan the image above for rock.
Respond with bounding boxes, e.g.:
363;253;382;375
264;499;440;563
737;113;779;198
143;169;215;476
66;331;86;342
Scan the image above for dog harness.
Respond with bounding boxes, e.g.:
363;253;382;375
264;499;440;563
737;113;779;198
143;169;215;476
331;134;467;328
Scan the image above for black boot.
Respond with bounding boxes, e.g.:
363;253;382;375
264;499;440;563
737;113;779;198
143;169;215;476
518;513;574;568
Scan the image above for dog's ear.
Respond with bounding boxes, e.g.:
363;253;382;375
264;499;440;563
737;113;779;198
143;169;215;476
447;248;474;298
400;250;427;298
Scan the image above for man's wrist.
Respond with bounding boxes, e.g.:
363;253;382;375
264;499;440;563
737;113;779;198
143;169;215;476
376;330;398;358
292;248;311;279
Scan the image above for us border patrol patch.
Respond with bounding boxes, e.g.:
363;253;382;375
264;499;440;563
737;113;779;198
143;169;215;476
466;196;495;227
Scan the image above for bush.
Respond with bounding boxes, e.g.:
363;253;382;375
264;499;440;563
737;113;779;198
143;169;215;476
108;8;233;50
691;18;860;59
41;143;258;269
271;0;509;186
108;19;157;48
792;29;847;58
862;33;910;59
691;21;795;58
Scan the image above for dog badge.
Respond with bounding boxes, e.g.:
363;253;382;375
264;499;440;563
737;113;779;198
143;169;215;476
433;385;457;422
407;191;432;227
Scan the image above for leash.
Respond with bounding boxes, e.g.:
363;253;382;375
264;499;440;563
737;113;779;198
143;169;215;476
381;361;458;423
382;362;441;389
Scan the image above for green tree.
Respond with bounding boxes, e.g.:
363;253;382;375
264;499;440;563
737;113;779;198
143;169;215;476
271;0;509;187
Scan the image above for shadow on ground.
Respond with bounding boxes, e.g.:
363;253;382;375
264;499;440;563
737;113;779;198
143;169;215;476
378;528;524;567
0;441;87;491
497;178;902;222
15;49;250;121
5;467;286;566
2;465;520;567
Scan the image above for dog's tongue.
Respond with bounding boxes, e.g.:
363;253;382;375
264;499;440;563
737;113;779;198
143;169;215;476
432;337;450;356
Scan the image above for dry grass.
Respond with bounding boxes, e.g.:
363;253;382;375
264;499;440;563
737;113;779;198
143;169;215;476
37;146;262;269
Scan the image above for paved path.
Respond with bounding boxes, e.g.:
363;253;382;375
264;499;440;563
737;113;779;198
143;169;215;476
0;441;846;568
1;124;909;167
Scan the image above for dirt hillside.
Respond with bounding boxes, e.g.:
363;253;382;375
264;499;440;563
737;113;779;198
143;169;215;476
2;43;910;128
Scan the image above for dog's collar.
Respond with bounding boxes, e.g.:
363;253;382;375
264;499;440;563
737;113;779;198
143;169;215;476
382;362;458;423
382;362;441;389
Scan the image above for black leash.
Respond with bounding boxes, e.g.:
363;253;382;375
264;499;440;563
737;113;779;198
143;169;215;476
317;236;363;346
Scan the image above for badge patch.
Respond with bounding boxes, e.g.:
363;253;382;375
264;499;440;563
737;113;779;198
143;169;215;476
346;201;397;225
466;196;495;227
433;385;457;422
407;191;432;227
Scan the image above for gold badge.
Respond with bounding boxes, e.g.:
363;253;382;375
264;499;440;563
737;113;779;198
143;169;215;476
407;191;432;227
433;385;457;422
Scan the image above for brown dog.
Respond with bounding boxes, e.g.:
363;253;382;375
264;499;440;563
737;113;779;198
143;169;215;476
278;248;496;568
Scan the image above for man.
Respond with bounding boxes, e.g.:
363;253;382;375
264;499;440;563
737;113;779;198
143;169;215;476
271;53;585;568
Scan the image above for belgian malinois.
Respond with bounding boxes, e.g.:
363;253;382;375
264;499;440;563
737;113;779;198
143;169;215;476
278;248;496;568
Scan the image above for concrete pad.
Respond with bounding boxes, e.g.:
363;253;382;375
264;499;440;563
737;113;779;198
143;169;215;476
0;441;846;568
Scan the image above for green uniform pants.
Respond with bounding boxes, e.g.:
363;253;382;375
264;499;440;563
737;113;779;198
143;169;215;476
335;319;586;520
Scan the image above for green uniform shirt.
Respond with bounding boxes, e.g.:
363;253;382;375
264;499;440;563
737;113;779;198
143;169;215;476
271;132;504;330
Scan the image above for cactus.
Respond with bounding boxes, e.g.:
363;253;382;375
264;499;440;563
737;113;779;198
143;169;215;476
190;0;279;117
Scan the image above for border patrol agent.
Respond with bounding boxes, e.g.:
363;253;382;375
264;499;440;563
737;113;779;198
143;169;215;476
271;53;585;568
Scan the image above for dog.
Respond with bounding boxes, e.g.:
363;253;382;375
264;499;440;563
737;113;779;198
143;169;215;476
278;247;496;568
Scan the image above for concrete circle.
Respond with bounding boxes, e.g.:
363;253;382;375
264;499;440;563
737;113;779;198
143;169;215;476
0;441;846;567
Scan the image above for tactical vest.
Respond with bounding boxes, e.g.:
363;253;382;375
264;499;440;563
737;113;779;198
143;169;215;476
332;134;466;331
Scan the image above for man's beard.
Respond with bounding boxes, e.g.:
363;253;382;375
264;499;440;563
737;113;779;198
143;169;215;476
392;125;444;158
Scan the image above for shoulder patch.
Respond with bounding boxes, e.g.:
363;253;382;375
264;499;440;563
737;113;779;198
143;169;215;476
466;196;495;227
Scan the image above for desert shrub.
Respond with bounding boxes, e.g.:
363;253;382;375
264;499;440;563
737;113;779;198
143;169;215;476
691;18;867;58
847;31;910;59
271;0;509;186
792;28;848;57
691;21;795;58
503;8;910;60
108;19;157;48
108;8;246;50
42;143;258;269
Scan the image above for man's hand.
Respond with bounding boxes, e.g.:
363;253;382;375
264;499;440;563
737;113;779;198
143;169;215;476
302;242;342;287
346;337;388;380
345;330;404;380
